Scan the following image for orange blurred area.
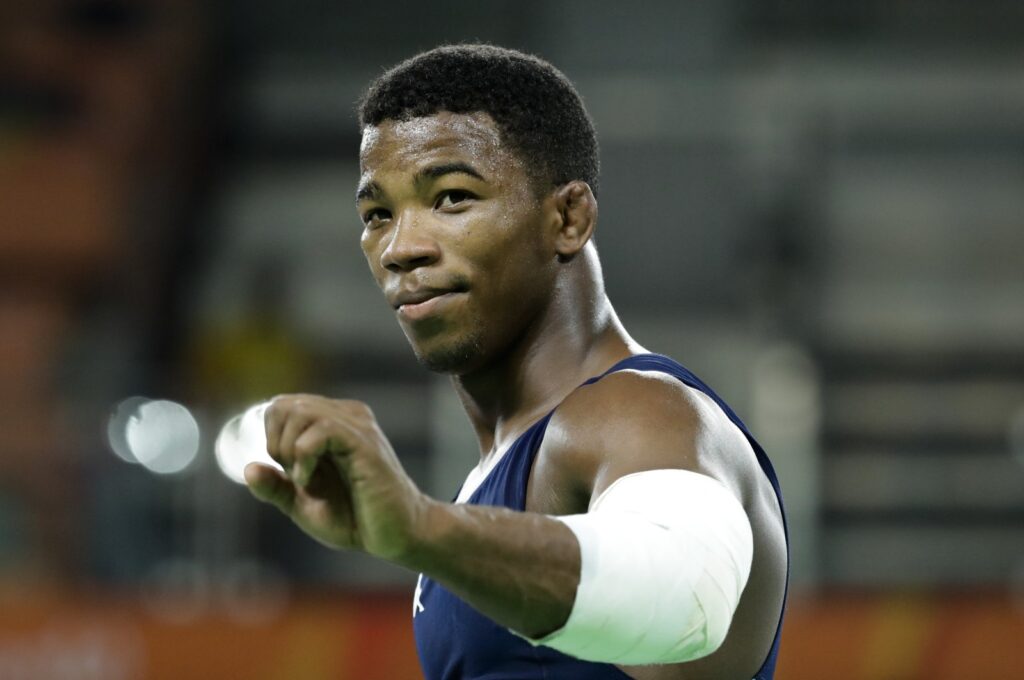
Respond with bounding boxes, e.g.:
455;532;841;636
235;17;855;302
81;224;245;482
0;590;1022;680
0;590;419;680
777;592;1024;680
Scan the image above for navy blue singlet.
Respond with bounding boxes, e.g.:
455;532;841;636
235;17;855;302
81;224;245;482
413;353;789;680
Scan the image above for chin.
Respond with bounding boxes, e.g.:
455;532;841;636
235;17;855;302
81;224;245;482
411;332;486;374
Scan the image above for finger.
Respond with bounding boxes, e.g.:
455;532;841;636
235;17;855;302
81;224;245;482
280;411;316;478
264;398;286;464
292;421;337;487
244;462;296;515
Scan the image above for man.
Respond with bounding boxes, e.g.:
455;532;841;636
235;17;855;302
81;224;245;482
244;44;788;680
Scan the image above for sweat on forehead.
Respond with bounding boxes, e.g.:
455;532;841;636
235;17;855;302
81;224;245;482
357;112;535;199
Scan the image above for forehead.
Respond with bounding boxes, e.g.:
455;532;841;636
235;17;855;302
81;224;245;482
359;111;519;179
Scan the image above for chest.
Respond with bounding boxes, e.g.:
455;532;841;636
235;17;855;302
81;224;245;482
413;573;631;680
453;413;586;516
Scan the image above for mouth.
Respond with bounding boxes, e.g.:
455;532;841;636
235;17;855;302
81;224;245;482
396;291;465;321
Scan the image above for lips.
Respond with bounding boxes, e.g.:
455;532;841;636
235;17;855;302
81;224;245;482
388;283;468;321
392;287;455;308
396;291;464;321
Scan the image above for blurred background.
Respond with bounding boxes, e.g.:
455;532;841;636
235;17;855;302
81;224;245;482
2;0;1023;677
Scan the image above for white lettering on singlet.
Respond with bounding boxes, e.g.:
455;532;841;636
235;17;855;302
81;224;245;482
413;573;426;617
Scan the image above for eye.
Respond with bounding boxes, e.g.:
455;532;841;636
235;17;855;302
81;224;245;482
434;190;474;210
361;207;391;228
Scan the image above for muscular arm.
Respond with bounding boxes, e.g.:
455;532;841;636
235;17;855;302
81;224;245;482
400;499;583;637
395;369;743;638
244;369;759;664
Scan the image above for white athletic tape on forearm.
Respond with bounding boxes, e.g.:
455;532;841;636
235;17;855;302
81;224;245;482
519;469;753;664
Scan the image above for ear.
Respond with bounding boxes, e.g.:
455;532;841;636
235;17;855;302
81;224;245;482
551;181;598;262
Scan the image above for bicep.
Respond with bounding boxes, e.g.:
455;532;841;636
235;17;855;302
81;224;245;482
529;371;774;672
549;371;744;509
523;376;758;665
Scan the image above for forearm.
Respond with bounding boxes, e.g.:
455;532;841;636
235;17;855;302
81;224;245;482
394;471;755;667
397;499;581;638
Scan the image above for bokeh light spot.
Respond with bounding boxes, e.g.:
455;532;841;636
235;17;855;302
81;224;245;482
215;401;282;484
116;399;201;474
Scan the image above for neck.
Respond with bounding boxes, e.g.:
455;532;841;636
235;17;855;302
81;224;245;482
451;247;643;458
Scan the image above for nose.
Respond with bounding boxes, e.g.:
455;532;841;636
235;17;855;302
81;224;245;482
380;211;442;273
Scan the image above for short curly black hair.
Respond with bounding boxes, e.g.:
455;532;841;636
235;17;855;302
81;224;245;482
358;44;599;197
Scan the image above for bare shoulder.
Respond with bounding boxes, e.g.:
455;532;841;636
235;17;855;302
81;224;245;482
528;367;762;513
530;366;789;679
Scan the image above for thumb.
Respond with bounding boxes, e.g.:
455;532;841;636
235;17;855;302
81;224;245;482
244;462;296;515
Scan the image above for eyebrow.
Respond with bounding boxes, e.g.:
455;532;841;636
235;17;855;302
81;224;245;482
415;162;486;184
356;162;487;203
356;181;381;203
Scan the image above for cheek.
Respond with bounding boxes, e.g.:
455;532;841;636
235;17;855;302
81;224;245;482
470;198;544;260
469;222;551;311
359;228;372;257
360;231;386;284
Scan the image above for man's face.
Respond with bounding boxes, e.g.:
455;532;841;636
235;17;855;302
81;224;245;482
357;111;557;374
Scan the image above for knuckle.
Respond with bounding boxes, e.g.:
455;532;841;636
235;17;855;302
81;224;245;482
339;399;374;417
267;394;297;416
264;396;283;417
271;393;316;410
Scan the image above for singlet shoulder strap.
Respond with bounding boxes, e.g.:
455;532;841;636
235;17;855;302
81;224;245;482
577;352;790;680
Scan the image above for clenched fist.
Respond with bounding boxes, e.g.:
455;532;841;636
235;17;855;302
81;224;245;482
243;394;432;561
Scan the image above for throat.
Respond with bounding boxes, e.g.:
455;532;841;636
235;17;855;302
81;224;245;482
453;291;640;456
